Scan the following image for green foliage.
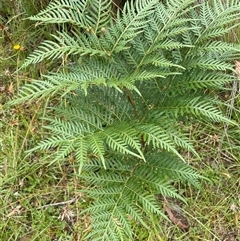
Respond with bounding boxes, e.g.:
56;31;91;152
8;0;240;240
81;153;203;240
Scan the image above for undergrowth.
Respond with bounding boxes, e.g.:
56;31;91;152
1;0;240;240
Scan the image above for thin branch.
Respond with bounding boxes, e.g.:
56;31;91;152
36;197;78;210
0;23;13;45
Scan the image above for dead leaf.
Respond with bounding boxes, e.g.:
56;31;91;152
19;233;34;241
6;205;22;218
0;86;6;92
163;198;189;231
11;120;19;126
235;61;240;78
7;82;14;94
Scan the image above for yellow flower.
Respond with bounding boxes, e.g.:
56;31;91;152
13;44;21;50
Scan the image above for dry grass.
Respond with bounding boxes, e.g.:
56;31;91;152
0;1;239;240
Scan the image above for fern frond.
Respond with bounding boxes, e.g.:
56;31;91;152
103;125;144;161
31;135;70;150
8;80;68;106
21;32;106;68
194;1;240;42
196;41;240;54
8;74;83;105
136;123;185;161
28;0;89;26
159;97;234;123
29;0;112;34
88;133;106;168
178;71;235;90
135;0;195;70
75;136;88;174
87;0;112;34
55;106;104;131
186;56;233;71
100;0;158;54
10;1;240;239
81;153;201;240
145;153;204;187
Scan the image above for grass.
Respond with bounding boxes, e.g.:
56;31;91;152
0;1;240;240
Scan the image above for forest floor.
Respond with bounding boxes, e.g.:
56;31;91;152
0;1;239;240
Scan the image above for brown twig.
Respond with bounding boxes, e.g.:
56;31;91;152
36;197;78;210
125;88;139;118
124;88;147;150
0;22;13;45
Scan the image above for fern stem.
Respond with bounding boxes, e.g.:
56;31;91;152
125;88;139;118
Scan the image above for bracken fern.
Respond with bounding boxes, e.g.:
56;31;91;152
9;0;240;240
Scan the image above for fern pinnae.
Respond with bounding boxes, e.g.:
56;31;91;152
158;96;235;125
8;79;64;105
82;161;148;240
55;106;103;131
43;117;83;137
87;0;112;34
184;72;235;90
195;1;240;43
88;133;106;168
135;1;194;71
187;57;233;71
103;127;144;161
75;136;88;174
32;135;68;151
144;153;204;187
106;0;158;55
188;98;235;123
49;142;76;165
196;41;240;54
21;32;106;69
165;130;200;159
29;0;106;30
28;0;78;25
111;124;145;161
132;167;186;202
137;123;185;162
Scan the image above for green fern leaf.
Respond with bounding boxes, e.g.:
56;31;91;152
9;1;240;239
